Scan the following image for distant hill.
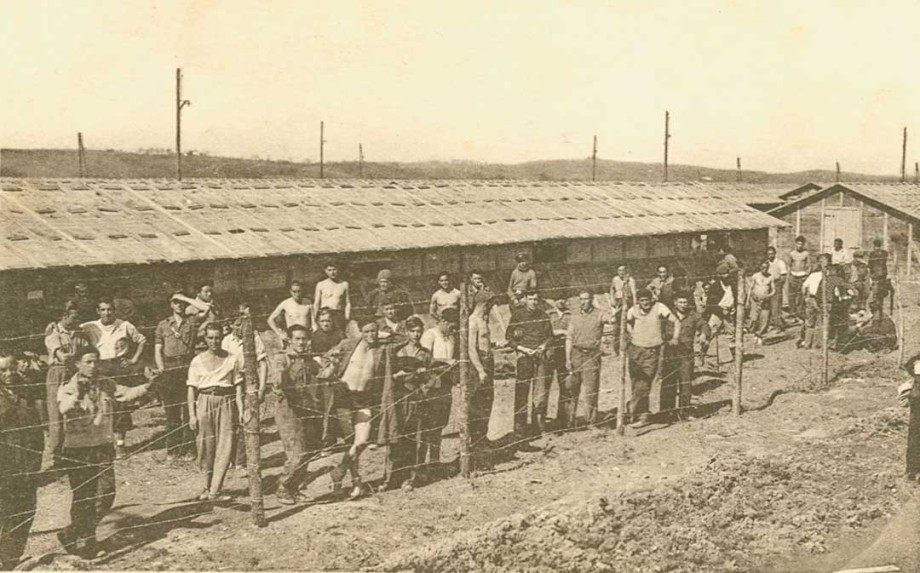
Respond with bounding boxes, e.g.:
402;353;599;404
0;148;898;183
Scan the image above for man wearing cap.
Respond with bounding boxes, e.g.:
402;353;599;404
186;282;221;347
647;265;676;309
366;269;415;324
507;254;537;308
375;298;407;341
506;290;554;436
154;293;199;461
468;284;497;449
564;290;615;428
626;288;680;428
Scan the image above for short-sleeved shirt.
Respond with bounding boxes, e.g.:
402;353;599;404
626;302;673;348
647;276;675;307
566;306;611;351
767;258;788;280
81;319;145;360
421;327;457;362
272;297;313;331
430;289;461;317
610;276;637;306
831;249;853;266
803;271;824;297
155;315;198;360
45;322;86;365
187;352;242;390
221;332;267;369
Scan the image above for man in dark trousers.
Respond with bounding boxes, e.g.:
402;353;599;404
868;238;890;314
154;293;198;461
662;291;710;413
0;350;44;570
506;290;554;436
57;347;155;558
626;288;680;428
564;290;614;428
273;325;322;504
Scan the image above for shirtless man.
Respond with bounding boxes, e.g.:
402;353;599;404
314;263;351;332
268;281;313;346
468;287;496;449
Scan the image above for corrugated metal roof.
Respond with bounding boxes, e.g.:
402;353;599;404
769;183;920;222
701;182;809;206
0;178;786;271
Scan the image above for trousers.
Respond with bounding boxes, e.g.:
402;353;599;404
61;445;116;544
628;345;662;417
568;348;602;426
514;354;549;431
275;393;322;493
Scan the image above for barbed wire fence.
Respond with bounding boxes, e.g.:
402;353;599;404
0;263;916;561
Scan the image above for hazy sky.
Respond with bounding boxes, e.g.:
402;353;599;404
2;0;918;174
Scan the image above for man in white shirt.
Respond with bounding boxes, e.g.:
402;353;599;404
766;247;788;331
419;308;458;475
268;281;313;346
798;254;829;349
81;298;147;458
314;262;351;333
830;238;854;266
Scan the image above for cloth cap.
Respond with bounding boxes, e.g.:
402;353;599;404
715;262;731;275
377;269;392;280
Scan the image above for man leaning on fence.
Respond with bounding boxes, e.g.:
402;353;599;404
154;292;198;461
564;290;614;429
506;290;554;437
626;288;680;428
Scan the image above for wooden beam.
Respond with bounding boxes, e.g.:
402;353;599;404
819;198;826;252
908;222;914;277
795;209;801;238
884;212;889;249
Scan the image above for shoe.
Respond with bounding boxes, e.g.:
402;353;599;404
57;528;78;555
628;414;651;429
277;489;303;505
78;539;106;560
401;479;415;492
349;483;367;500
206;492;232;503
330;466;346;494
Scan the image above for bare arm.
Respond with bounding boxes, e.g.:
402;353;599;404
130;338;146;365
468;321;486;378
154;342;165;372
668;313;681;344
343;282;352;320
187;386;198;431
267;301;286;342
429;293;439;318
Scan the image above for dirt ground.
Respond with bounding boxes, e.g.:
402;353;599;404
15;292;920;572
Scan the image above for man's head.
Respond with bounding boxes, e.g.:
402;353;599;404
288;324;309;353
760;259;770;274
656;265;670;280
577;290;593;312
289;281;304;302
523;289;539;311
716;262;731;282
636;288;653;311
439;308;459;336
382;301;398;321
405;316;424;343
197;282;213;302
795;235;806;250
873;238;883;249
766;246;776;261
515;253;530;271
834;238;843;251
437;273;451;290
674;291;692;314
317;309;335;332
74;282;89;297
554;298;568;312
60;301;80;329
817;253;831;269
617;264;628;278
377;269;392;291
358;318;379;346
96;298;116;325
0;350;18;388
324;263;339;280
469;270;484;290
74;347;99;378
169;292;188;316
204;323;224;351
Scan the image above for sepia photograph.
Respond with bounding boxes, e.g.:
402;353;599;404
1;1;919;571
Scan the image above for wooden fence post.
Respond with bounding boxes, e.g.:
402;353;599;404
240;308;267;527
733;272;745;415
617;279;630;434
458;281;472;477
896;274;905;365
821;266;830;387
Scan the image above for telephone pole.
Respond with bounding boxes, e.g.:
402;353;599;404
591;135;598;181
915;162;919;184
77;132;86;178
663;111;671;182
359;143;364;178
736;157;742;182
319;121;325;179
901;126;908;182
175;68;191;181
835;161;841;183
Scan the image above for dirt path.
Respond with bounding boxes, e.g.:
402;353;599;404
16;303;920;572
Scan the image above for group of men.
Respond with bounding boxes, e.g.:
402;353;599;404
0;242;899;567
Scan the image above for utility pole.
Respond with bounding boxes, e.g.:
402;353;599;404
663;111;671;182
592;135;598;181
736;157;742;182
359;143;364;178
319;121;325;179
835;162;841;183
240;306;267;528
915;162;919;184
175;68;191;181
77;132;86;178
901;126;908;182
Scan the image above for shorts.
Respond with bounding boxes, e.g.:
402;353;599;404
332;381;379;412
